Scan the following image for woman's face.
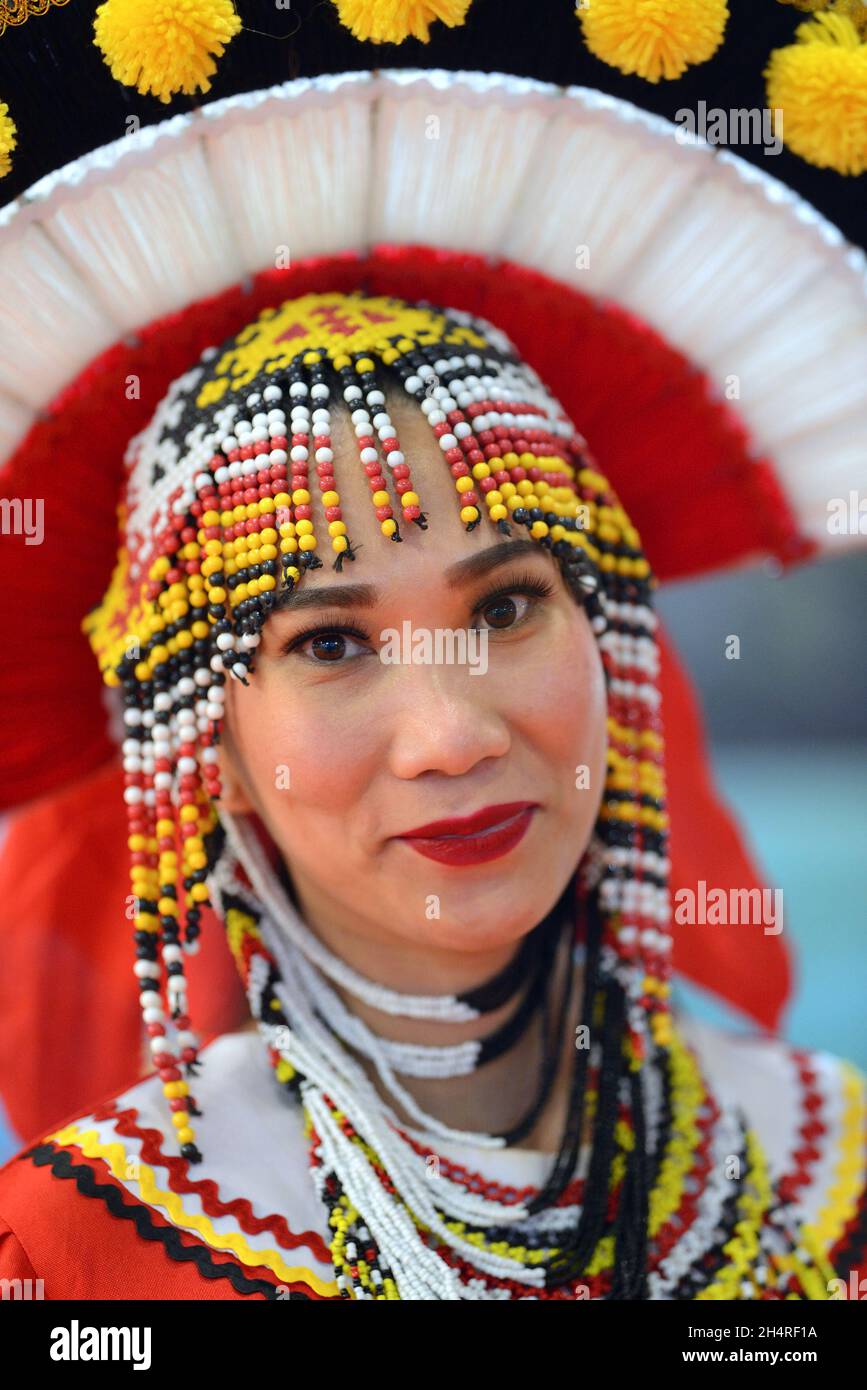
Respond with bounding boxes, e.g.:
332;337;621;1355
220;397;607;961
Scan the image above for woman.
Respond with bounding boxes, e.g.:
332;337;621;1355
0;289;864;1300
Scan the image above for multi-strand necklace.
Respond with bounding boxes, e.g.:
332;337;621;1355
209;810;836;1301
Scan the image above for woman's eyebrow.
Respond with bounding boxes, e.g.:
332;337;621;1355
268;538;547;615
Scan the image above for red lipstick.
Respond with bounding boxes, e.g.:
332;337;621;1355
394;801;540;867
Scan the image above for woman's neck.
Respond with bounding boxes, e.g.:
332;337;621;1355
245;857;588;1153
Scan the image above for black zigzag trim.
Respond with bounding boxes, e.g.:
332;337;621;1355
832;1177;867;1280
23;1144;312;1300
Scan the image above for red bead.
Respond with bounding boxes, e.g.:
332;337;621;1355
403;504;421;520
294;505;312;521
375;505;393;521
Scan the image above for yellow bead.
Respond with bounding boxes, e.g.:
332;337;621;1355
274;492;291;508
321;490;340;507
500;481;517;499
179;805;199;824
191;883;209;903
171;1112;190;1130
333;354;351;370
247;579;259;597
489;504;508;522
328;520;347;537
332;535;348;553
203;539;222;556
134;662;150;681
299;535;317;551
455;476;474;494
176;630;193;649
530;521;549;538
516;480;535;497
259;574;276;592
292;489;311;506
471;462;491;479
356;356;375;372
401;491;419;507
295;519;314;536
460;505;480;524
201;557;222;577
372;490;390;507
484;490;502;506
258;498;275;514
177;1127;194;1145
381;519;397;537
158;897;179;916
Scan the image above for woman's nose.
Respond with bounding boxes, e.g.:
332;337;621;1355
383;660;511;780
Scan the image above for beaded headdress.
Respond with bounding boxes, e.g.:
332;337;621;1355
82;290;669;1281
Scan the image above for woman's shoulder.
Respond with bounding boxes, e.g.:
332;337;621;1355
0;1028;339;1301
676;1012;867;1284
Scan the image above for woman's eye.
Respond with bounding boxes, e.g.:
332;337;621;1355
474;592;534;632
292;630;369;664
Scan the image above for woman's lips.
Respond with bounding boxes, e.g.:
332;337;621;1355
394;802;540;867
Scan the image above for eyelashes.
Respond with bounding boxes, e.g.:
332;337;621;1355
279;569;557;661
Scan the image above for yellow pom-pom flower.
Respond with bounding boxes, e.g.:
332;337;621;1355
93;0;242;104
333;0;471;45
766;13;867;175
0;101;16;179
577;0;729;83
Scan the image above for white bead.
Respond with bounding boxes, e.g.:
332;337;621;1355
263;384;283;402
315;448;333;465
133;960;158;979
438;433;457;451
384;450;404;469
123;786;143;804
404;376;422;394
216;633;234;651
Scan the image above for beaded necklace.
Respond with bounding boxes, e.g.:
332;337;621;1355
214;810;836;1301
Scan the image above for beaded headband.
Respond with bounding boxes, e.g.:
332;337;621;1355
83;290;670;1166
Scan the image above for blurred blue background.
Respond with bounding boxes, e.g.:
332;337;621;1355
0;550;864;1163
659;549;867;1067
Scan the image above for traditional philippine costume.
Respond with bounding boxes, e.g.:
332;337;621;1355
0;7;865;1301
